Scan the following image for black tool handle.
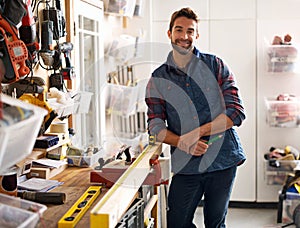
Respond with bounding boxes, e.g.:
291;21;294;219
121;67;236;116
19;191;66;205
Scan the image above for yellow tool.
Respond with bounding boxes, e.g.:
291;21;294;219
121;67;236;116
149;135;156;145
58;186;101;228
19;88;57;135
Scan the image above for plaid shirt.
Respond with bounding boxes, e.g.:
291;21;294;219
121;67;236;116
145;47;246;174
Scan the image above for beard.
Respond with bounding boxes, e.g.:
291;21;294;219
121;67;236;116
171;40;194;55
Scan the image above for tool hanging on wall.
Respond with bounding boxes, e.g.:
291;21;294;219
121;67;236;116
48;42;76;91
33;0;74;91
0;0;30;83
19;0;39;65
58;186;101;228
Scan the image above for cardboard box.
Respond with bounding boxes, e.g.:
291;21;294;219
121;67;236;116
27;162;68;179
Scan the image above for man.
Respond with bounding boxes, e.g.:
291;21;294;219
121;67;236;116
145;7;246;228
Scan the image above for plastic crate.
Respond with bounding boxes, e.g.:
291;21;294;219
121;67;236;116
0;94;47;174
72;91;93;114
47;99;76;117
267;45;299;73
280;192;300;224
0;193;47;228
67;148;104;167
266;160;299;172
117;198;144;228
264;160;299;185
265;97;300;128
106;83;139;116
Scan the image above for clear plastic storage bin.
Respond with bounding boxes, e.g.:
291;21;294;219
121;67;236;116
106;83;139;116
0;193;47;228
73;91;93;114
265;160;300;185
265;97;300;127
67;148;104;167
267;45;299;73
0;94;47;174
281;192;300;224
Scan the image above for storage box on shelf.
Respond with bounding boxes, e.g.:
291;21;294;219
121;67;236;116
265;160;300;185
0;193;47;228
73;91;93;114
47;98;76;118
106;82;139;116
0;94;47;174
265;97;300;128
279;191;300;224
266;44;299;73
47;91;93;117
67;147;104;167
105;0;137;17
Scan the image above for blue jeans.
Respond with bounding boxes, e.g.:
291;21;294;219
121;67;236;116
167;166;237;228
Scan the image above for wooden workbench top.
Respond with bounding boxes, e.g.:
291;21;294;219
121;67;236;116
38;166;108;228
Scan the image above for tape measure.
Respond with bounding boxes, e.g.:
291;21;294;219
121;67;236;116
58;186;101;228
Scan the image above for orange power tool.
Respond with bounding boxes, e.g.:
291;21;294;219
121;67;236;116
0;15;30;83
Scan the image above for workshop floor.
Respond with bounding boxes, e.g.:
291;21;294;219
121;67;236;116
193;206;292;228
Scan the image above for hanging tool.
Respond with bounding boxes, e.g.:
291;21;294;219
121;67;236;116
19;0;39;64
43;0;66;40
39;7;55;67
49;42;76;90
39;0;66;69
58;186;101;228
59;42;75;80
0;15;30;83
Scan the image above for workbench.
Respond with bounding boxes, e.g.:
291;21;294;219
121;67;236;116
37;166;103;227
37;143;167;227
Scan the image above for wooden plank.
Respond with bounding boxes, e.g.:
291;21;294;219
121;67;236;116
144;194;158;220
90;144;162;228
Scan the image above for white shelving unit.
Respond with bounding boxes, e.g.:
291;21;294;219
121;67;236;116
257;17;300;202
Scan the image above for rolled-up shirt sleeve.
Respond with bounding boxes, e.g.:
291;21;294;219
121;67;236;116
216;57;246;126
145;77;167;135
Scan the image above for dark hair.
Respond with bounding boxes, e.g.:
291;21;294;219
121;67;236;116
169;7;200;32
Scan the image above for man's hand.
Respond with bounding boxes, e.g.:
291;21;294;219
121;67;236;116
177;128;208;156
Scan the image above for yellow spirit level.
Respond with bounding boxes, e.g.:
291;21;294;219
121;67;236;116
58;186;101;228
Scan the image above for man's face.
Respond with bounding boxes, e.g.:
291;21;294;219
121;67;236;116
168;16;199;54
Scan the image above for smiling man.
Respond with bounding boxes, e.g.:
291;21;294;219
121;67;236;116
145;7;246;228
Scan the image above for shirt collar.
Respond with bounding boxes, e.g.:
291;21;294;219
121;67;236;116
165;47;201;75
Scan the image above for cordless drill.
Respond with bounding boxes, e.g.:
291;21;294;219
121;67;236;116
59;42;75;80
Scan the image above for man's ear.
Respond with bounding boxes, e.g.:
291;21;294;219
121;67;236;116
167;30;171;39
